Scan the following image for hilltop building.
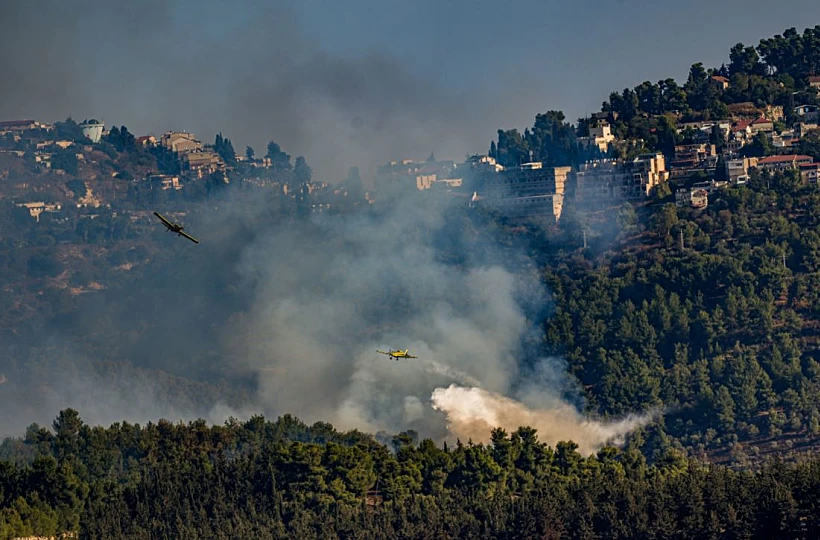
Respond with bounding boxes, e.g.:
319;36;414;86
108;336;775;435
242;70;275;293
755;154;813;172
794;105;820;124
675;188;709;209
629;153;670;195
574;159;627;206
0;120;52;136
574;153;669;206
577;120;615;153
669;143;719;179
0;120;37;132
725;157;758;184
80;119;105;143
161;131;203;154
710;75;730;91
750;117;774;133
150;175;182;190
137;135;157;147
374;157;458;194
474;162;571;222
183;150;226;177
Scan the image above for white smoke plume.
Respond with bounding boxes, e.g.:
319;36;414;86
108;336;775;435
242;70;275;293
420;358;482;388
431;384;654;456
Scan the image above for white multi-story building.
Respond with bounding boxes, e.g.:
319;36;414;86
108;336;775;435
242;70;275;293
574;153;669;204
577;121;615;153
626;153;670;198
476;163;571;222
725;157;758;184
575;159;628;204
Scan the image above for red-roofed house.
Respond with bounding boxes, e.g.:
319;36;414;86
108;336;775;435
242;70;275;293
710;75;730;91
751;117;774;133
731;119;753;133
809;76;820;89
757;154;813;172
137;135;157;147
727;120;754;153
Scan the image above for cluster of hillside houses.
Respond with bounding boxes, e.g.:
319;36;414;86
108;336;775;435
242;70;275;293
2;120;364;218
373;151;670;222
3;82;819;222
373;92;819;222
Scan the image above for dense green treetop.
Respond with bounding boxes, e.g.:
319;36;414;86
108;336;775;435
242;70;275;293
1;408;820;538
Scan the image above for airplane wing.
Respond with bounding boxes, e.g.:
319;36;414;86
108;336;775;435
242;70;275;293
376;350;392;356
405;354;418;359
178;230;200;244
153;212;175;229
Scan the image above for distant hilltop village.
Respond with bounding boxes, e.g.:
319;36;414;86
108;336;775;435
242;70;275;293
2;85;819;225
5;26;820;223
0;117;382;224
370;100;818;221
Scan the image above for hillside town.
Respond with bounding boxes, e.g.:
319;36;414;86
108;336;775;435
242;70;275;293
3;70;819;227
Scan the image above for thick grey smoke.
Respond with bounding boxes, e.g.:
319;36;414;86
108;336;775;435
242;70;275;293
1;183;651;451
204;189;650;450
224;197;522;432
0;0;652;446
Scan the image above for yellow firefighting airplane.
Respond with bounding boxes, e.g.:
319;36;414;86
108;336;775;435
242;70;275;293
153;212;200;244
377;349;418;361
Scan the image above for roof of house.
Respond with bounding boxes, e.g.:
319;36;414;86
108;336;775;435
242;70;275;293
0;120;35;128
809;75;820;83
731;119;753;131
752;117;773;125
758;155;813;164
711;75;730;83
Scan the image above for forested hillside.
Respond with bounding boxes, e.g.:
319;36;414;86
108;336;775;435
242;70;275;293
538;167;820;463
2;410;820;538
479;25;820;462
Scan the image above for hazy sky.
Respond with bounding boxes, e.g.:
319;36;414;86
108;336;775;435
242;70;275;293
2;0;819;179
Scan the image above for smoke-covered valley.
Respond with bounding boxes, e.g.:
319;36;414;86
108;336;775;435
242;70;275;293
1;188;652;454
